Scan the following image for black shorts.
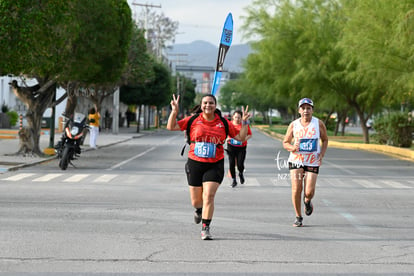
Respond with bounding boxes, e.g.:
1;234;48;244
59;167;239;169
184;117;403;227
185;158;225;187
288;162;319;174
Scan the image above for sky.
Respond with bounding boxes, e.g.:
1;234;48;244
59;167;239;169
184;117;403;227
128;0;255;45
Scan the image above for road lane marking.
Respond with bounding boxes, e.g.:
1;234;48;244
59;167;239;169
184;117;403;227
108;147;156;170
33;173;63;182
354;179;381;188
380;180;411;189
271;177;290;187
246;177;260;186
322;178;349;188
2;173;36;181
63;174;90;182
93;174;118;183
322;199;371;232
107;136;177;171
323;159;357;175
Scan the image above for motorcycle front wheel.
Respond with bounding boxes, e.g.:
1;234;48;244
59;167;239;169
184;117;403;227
59;146;72;170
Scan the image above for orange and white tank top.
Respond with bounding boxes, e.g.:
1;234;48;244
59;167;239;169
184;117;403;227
288;117;320;167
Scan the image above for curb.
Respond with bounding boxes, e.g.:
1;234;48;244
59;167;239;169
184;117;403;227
328;140;414;162
6;156;57;172
1;136;137;172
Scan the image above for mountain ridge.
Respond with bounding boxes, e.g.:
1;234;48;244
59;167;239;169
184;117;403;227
167;40;251;72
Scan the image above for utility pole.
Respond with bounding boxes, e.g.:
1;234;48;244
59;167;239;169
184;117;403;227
167;53;188;74
132;2;161;40
131;2;161;130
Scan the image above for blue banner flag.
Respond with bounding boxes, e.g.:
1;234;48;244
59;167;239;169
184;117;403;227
211;13;233;96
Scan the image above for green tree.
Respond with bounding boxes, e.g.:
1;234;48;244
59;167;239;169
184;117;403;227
171;74;196;117
241;0;385;142
339;0;414;110
147;62;172;127
242;0;303;118
0;0;132;154
122;25;155;87
120;62;173;131
219;78;253;111
136;10;179;59
0;0;77;155
64;0;133;115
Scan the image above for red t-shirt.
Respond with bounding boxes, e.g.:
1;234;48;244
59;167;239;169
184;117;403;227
227;123;252;147
178;113;238;163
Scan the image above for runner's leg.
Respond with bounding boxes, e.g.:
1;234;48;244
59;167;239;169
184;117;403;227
202;181;220;219
189;186;203;209
303;172;317;203
290;168;304;217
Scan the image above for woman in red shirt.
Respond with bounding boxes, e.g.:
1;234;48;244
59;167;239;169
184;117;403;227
227;110;252;188
167;94;250;240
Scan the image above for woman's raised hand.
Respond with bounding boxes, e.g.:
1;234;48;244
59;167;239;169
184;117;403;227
170;94;180;113
241;105;251;122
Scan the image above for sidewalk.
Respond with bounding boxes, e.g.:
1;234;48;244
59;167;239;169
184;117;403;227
0;127;148;173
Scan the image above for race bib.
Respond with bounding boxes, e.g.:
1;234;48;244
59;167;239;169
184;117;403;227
299;138;318;153
194;142;216;158
229;138;242;146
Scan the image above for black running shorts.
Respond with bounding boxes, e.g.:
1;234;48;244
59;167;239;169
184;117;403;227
288;162;319;174
185;158;225;187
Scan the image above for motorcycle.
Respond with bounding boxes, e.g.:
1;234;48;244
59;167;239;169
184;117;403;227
55;112;89;170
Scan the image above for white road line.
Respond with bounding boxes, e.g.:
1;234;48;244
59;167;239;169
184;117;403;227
322;199;370;232
323;159;357;175
380;180;411;189
354;179;381;189
245;177;261;186
271;177;290;187
107;136;177;171
33;173;63;182
63;174;90;182
108;147;156;170
2;173;36;181
323;178;349;188
93;174;118;183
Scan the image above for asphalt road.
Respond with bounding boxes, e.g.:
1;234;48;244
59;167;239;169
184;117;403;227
0;128;413;275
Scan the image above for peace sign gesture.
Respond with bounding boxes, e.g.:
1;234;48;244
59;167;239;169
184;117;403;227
170;94;180;113
241;105;251;122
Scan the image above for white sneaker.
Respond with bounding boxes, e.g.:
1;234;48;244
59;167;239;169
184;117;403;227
201;226;213;240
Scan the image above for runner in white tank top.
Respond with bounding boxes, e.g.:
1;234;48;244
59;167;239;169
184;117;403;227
283;98;328;227
288;116;321;167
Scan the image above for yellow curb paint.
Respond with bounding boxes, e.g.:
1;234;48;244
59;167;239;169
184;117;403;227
43;147;56;156
0;135;17;139
254;126;413;162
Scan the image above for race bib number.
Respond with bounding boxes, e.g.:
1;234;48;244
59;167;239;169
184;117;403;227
229;138;242;146
299;138;318;153
194;142;216;158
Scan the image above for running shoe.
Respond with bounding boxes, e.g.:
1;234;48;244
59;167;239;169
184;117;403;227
231;179;237;188
304;200;313;216
293;216;303;227
239;172;245;184
201;226;213;240
194;210;202;224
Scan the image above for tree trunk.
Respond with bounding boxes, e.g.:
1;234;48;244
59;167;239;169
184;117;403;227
340;118;346;136
340;111;347;136
334;116;340;136
354;108;370;144
10;79;56;156
65;91;77;118
136;105;141;133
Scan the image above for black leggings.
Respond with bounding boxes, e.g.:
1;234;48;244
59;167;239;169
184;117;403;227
227;144;247;179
